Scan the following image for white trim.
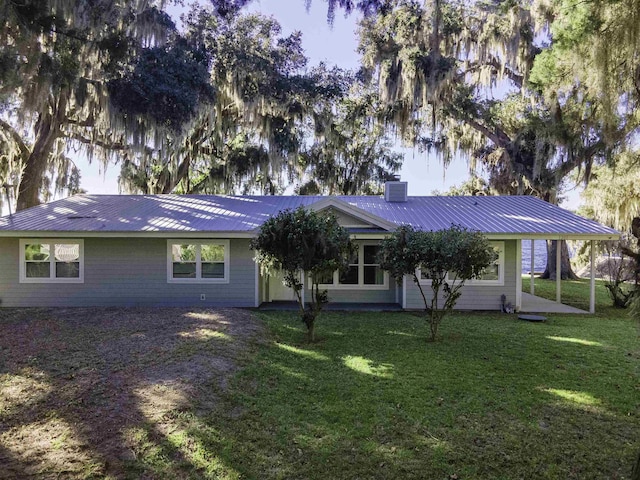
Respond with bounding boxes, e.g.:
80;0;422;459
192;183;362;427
515;239;522;311
167;239;230;284
589;240;596;314
530;239;535;295
556;240;562;303
402;275;407;309
308;198;396;231
417;241;505;287
312;241;389;290
19;239;84;284
350;233;393;240
461;241;505;286
485;233;619;241
0;231;255;239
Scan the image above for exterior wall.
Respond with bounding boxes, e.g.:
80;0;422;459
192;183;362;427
304;284;397;304
0;236;516;309
332;209;372;227
302;238;396;304
0;237;256;307
404;239;518;311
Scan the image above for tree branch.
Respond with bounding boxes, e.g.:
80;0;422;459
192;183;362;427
0;119;31;161
65;132;129;151
461;115;511;147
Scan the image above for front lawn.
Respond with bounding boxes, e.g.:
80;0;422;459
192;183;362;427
209;310;639;479
0;303;638;478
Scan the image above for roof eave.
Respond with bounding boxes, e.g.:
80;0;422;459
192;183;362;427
485;232;620;241
0;230;257;238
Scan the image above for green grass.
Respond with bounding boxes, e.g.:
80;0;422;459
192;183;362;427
3;289;637;479
189;307;640;479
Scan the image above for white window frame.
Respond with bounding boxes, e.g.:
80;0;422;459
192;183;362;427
19;239;84;284
461;241;505;286
167;240;230;284
312;242;389;290
417;241;505;287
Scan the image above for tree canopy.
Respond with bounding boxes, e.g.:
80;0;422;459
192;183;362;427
0;0;402;210
3;0;640;225
0;0;192;210
251;207;354;342
378;224;497;340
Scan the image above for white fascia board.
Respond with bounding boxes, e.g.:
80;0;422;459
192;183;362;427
0;230;256;238
307;198;397;232
483;233;620;241
349;233;389;240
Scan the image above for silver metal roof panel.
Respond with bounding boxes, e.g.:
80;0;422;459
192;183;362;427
0;194;618;238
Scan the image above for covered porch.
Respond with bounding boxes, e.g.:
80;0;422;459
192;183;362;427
515;236;614;314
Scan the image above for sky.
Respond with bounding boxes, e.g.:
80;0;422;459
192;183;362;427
78;0;581;207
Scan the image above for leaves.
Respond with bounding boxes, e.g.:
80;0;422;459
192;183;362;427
378;225;496;340
251;207;354;341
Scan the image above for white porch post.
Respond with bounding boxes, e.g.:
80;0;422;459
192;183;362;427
556;239;562;303
530;239;535;294
515;239;522;311
590;240;596;314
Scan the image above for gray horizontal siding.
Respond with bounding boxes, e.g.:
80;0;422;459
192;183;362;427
0;238;256;307
404;240;517;311
309;285;397;304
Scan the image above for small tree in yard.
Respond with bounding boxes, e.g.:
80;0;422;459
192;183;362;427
251;207;354;342
379;225;497;341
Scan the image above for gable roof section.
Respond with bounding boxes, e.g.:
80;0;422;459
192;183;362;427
0;194;619;239
307;197;396;231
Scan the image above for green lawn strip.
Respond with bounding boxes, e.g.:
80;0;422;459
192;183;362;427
205;310;639;479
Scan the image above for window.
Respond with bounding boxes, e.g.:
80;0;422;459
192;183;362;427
167;240;229;283
20;239;84;283
363;245;385;285
313;243;388;289
461;241;504;285
339;250;359;285
418;241;505;286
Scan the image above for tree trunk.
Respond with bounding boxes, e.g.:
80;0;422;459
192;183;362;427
632;449;640;480
306;318;315;343
541;240;579;280
16;92;69;211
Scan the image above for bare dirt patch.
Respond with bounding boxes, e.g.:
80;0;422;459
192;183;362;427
0;307;264;479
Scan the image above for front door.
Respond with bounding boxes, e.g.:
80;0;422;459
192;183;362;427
268;271;297;301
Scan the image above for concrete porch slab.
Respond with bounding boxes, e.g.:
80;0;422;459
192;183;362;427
520;292;589;314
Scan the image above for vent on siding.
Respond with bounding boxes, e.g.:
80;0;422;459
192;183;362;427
384;181;408;202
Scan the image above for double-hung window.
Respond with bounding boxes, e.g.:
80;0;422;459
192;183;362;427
315;243;388;289
417;241;505;286
167;240;229;283
464;241;504;285
20;239;84;283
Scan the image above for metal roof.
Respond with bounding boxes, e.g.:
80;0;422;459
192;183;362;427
0;194;619;239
